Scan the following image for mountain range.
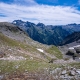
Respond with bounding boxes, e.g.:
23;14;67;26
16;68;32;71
12;20;80;46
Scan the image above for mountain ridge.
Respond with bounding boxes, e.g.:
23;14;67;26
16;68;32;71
60;32;80;45
13;20;79;45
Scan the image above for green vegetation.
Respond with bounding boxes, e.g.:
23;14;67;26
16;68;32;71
0;33;21;47
69;62;80;68
1;58;79;75
0;59;61;74
0;33;37;52
0;33;60;74
45;45;63;59
0;30;72;77
16;20;71;45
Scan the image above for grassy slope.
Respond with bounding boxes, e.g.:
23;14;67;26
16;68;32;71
45;46;63;59
0;60;61;74
0;32;80;76
0;32;28;48
0;32;62;74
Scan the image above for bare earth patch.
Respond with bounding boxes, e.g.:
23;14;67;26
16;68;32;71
0;55;26;61
54;59;77;64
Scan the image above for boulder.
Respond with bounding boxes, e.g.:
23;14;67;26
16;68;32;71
0;75;4;80
66;49;76;56
74;47;80;53
0;51;5;58
70;71;76;76
49;58;56;63
66;49;79;60
76;69;80;75
61;70;67;75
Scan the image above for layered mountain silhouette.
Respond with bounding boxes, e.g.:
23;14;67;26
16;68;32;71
13;20;80;45
12;20;80;45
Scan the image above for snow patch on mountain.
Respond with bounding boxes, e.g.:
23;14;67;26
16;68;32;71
37;48;44;53
69;45;80;50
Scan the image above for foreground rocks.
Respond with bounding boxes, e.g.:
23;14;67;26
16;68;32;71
1;66;80;80
50;66;80;80
0;51;5;58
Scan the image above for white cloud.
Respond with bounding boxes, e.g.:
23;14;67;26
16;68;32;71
0;2;80;25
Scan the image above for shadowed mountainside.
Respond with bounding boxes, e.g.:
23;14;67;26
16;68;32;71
61;32;80;45
12;20;73;45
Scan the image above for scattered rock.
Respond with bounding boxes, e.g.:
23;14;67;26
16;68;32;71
0;51;5;58
61;70;67;75
51;67;80;80
0;75;4;80
1;66;80;80
30;57;33;60
70;71;76;76
73;68;76;71
60;75;69;80
15;65;19;69
74;47;80;53
66;49;76;56
49;58;55;63
76;69;80;75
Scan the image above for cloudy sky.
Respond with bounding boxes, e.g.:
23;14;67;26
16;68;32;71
0;0;80;25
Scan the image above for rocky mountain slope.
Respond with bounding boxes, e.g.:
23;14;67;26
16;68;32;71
0;22;55;60
0;22;63;70
59;32;80;61
0;22;80;80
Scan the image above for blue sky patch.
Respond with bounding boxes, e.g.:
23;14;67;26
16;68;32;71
0;13;6;17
